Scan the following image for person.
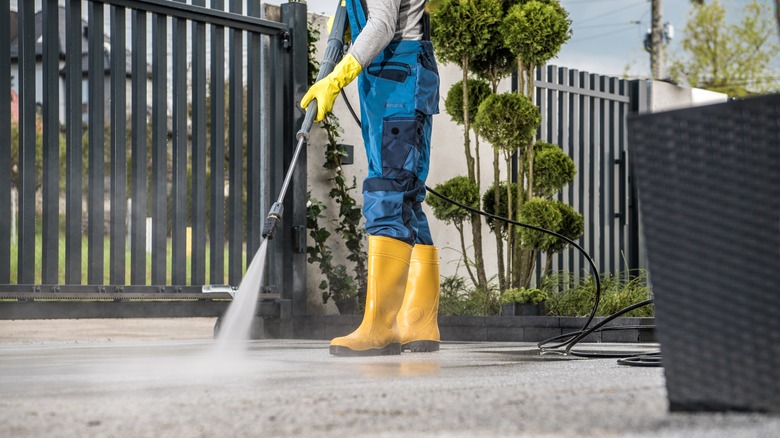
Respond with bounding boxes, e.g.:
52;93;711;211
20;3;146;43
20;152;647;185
301;0;441;357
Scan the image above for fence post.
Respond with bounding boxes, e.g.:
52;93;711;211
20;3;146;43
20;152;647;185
281;2;309;317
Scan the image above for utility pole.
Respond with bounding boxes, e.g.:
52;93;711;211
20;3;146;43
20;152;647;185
650;0;663;79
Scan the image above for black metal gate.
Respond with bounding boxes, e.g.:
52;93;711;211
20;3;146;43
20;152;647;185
532;66;641;280
0;0;309;320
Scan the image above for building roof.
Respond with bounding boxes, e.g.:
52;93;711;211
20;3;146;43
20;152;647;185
9;7;134;77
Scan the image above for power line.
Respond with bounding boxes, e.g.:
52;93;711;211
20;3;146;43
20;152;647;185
568;26;637;44
574;21;641;29
576;2;646;26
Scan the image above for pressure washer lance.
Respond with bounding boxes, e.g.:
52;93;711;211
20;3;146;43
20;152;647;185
262;2;348;240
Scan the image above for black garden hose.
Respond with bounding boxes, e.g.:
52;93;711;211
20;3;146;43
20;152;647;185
339;69;657;367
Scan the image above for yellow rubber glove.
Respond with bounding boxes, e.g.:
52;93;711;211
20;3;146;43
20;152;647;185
300;53;362;122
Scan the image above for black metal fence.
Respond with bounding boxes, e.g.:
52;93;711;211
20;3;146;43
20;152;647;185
533;66;641;279
1;0;309;319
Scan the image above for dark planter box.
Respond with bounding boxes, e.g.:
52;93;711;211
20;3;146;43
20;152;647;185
501;302;545;317
629;93;780;413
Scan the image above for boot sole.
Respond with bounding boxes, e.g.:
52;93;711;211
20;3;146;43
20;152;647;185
401;341;440;352
329;343;401;357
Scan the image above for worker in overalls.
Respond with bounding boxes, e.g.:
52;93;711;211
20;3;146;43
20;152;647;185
301;0;441;356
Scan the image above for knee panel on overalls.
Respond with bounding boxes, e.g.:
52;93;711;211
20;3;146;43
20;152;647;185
363;114;425;243
360;41;440;244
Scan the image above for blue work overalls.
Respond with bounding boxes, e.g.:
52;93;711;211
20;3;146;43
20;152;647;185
345;0;440;245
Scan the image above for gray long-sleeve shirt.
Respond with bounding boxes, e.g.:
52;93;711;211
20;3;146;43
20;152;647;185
348;0;426;68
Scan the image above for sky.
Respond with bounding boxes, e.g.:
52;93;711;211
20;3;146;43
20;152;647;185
554;0;759;78
271;0;765;79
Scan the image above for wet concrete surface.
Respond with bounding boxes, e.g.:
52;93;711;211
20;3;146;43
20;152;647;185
1;319;778;437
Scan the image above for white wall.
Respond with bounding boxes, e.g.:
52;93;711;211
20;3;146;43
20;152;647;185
649;80;728;112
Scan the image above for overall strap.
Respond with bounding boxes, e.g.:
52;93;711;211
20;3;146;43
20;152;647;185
422;10;431;41
344;0;367;40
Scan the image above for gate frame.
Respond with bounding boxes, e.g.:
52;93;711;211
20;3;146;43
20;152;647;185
0;1;309;321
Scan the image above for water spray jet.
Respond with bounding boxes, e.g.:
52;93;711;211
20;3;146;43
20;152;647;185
212;3;349;344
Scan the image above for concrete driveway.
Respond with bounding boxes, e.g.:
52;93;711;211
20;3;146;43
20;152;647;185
0;318;778;437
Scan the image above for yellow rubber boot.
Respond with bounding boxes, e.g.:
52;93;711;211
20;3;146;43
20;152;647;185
397;245;441;352
330;236;412;356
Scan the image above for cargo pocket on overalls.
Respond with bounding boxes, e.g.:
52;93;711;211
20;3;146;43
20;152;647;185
365;61;415;114
367;62;412;82
381;118;423;181
415;48;440;115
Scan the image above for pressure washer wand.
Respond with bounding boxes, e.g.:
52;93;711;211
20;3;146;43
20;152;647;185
262;2;349;240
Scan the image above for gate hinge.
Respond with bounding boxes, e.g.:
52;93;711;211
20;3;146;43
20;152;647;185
282;31;291;50
292;225;306;253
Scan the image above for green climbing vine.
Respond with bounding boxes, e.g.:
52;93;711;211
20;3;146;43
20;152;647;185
305;21;367;311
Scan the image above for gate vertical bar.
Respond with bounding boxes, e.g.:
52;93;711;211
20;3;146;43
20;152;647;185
227;0;244;286
590;74;602;276
560;71;570;276
65;0;83;285
209;0;226;285
42;0;60;285
558;67;573;276
171;0;187;286
246;1;262;261
110;5;128;285
281;2;308;316
130;9;148;285
628;80;649;272
600;76;614;274
604;77;615;274
88;2;106;285
151;12;168;285
535;67;548;282
606;78;623;273
568;70;586;274
612;78;625;273
619;81;629;271
0;0;9;283
17;0;36;284
582;72;595;271
191;0;207;285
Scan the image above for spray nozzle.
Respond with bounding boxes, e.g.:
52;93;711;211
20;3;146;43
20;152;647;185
262;202;284;240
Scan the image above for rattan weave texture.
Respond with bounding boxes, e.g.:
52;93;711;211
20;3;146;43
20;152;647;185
629;94;780;412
